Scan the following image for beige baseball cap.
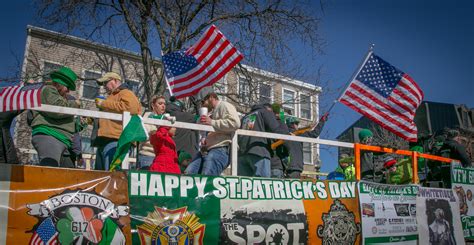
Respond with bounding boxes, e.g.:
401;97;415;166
97;72;122;84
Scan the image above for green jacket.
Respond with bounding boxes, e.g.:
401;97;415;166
31;84;79;141
387;158;413;185
335;165;356;181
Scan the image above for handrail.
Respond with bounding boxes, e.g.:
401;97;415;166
29;104;457;181
31;104;353;175
354;143;457;183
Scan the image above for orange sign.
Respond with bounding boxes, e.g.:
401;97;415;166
0;165;130;244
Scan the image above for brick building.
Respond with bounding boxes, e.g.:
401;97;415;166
16;25;322;171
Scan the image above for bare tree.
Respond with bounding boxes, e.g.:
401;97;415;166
35;0;325;105
370;125;409;151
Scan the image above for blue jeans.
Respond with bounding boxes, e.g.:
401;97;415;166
238;154;271;177
95;141;118;171
137;154;154;170
185;147;229;176
271;169;284;178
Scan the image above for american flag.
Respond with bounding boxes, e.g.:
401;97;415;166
29;217;59;245
339;53;424;141
163;25;244;99
0;82;42;112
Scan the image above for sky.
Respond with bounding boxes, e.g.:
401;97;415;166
0;1;472;173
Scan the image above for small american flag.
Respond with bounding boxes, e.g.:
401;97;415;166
29;217;59;245
340;53;424;141
163;25;244;99
0;82;42;112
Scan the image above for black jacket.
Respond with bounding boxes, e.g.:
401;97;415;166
270;118;290;171
0;110;20;164
166;103;199;157
440;139;471;167
239;104;288;159
285;123;326;173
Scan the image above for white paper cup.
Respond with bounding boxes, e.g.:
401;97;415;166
199;107;208;116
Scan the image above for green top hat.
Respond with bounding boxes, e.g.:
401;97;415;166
50;66;77;91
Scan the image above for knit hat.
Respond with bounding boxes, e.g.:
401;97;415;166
383;156;397;169
286;116;300;126
168;96;184;111
358;129;373;141
178;151;192;164
50;66;77;91
447;129;460;139
339;154;354;164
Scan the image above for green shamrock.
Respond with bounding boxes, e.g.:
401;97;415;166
56;207;104;244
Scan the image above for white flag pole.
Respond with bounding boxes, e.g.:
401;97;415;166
161;50;174;96
327;44;375;114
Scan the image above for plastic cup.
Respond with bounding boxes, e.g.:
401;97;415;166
199;107;208;116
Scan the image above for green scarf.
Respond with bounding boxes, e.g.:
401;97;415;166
32;125;72;148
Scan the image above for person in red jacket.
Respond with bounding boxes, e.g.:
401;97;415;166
148;95;181;174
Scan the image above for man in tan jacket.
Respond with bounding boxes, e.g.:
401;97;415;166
94;72;141;170
185;92;240;176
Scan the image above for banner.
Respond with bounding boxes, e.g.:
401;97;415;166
451;162;474;239
0;165;130;244
358;181;418;244
128;171;361;244
416;187;465;245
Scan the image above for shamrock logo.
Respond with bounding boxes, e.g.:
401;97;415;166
56;207;103;244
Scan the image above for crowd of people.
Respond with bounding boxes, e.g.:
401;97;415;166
0;66;471;181
0;66;329;179
327;127;472;186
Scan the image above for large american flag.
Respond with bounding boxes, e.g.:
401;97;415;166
0;82;42;112
339;53;424;141
29;217;59;245
163;25;244;99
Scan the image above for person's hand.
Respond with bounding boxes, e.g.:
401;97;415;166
95;97;105;108
200;115;212;125
75;99;81;107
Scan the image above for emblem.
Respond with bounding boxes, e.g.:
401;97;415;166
317;199;361;245
27;189;129;244
137;206;205;245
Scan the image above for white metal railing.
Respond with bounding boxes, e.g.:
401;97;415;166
31;104;355;175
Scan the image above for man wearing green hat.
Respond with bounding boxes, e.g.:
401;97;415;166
30;66;80;168
358;128;377;181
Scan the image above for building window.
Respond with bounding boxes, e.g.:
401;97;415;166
282;89;296;116
300;94;312;120
259;83;272;104
82;70;102;99
126;79;140;95
239;77;250;105
303;143;312;164
214;77;227;101
42;61;62;81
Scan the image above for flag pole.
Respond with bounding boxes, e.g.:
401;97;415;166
161;50;174;96
326;43;375;114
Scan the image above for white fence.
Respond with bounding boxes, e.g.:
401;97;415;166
30;104;354;175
